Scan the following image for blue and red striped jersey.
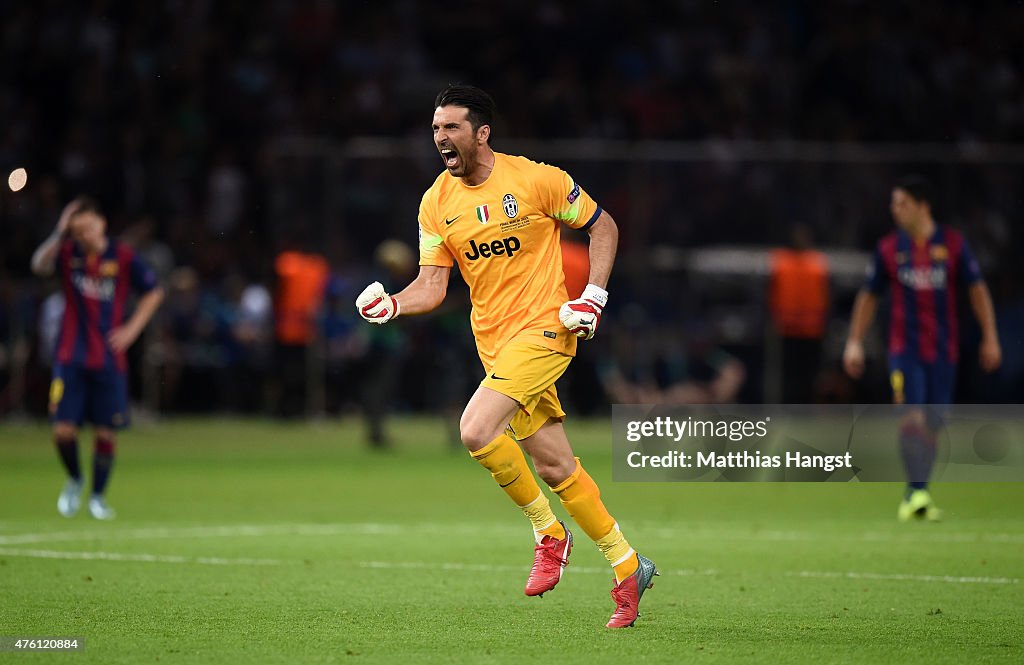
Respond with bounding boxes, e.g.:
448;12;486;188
865;226;983;363
55;239;159;372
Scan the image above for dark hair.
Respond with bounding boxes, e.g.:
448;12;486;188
895;175;935;207
71;196;104;218
434;84;496;145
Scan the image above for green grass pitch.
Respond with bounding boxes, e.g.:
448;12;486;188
1;417;1022;664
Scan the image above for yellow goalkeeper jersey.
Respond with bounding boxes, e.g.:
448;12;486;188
418;152;602;368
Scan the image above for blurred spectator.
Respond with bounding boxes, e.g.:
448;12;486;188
426;287;477;450
560;237;590;300
768;224;830;403
0;1;1021;413
205;148;247;237
600;321;746;405
37;290;64;367
558;235;604;414
121;216;175;284
273;245;329;418
225;272;274;413
355;239;415;447
161;267;230;412
322;273;369;417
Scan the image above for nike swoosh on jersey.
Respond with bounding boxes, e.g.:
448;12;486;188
445;215;462;225
490;374;510;380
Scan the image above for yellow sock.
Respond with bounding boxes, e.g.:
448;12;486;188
552;458;636;582
471;434;565;540
601;527;639;582
523;493;567;541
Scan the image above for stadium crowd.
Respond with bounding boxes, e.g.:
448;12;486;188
1;1;1022;423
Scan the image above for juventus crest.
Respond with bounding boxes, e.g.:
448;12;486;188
502;193;519;219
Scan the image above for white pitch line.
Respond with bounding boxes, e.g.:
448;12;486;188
357;560;719;577
645;527;1024;545
786;570;1020;585
2;523;1024;546
354;561;1018;585
0;547;282;566
0;547;1013;585
0;522;512;546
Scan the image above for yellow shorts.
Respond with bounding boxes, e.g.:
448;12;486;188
480;341;572;440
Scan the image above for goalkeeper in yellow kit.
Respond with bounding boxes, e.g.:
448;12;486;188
356;84;656;628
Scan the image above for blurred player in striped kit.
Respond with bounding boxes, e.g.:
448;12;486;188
32;198;164;520
843;176;1001;520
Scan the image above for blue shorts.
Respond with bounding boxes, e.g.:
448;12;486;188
49;364;130;429
888;355;955;429
888;355;956;405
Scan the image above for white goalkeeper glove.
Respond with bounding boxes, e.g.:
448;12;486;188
356;281;400;324
559;284;608;341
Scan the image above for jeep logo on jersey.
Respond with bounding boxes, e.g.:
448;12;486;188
464;236;521;261
475;204;490;224
502;193;518;218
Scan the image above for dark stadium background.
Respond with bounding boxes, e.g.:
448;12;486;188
2;5;1023;663
1;0;1022;427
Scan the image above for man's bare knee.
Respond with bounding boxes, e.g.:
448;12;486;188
459;417;503;452
900;409;927;429
459;387;520;452
53;422;77;441
534;457;577;487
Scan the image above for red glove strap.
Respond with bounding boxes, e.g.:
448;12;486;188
361;296;396;320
